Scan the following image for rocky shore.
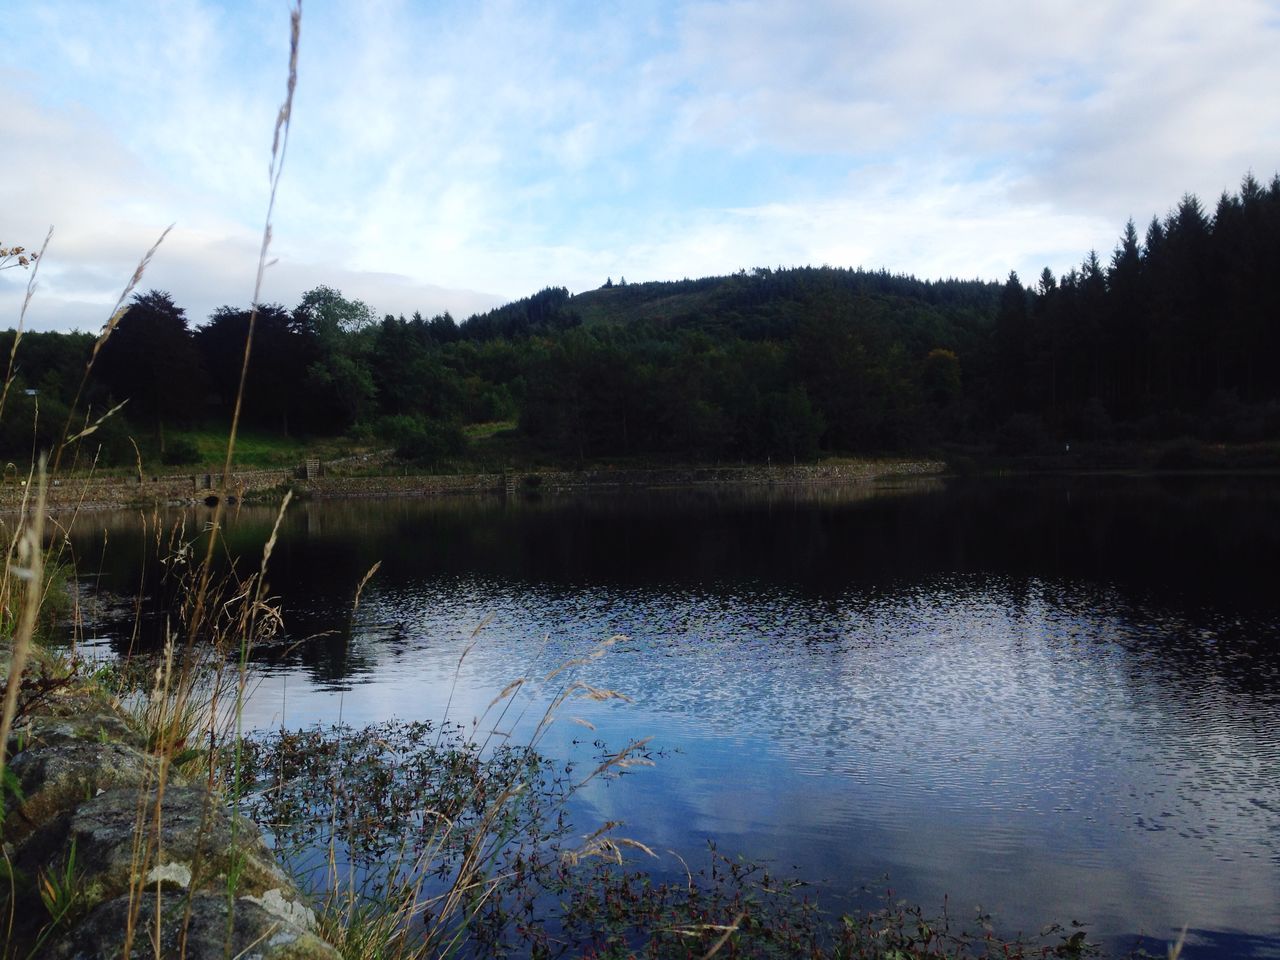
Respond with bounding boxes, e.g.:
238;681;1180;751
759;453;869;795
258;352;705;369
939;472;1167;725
0;646;338;959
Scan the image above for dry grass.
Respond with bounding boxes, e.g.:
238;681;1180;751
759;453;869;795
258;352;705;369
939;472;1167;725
0;5;305;958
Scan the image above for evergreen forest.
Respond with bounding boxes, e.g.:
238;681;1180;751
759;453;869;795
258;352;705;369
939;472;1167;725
5;172;1280;470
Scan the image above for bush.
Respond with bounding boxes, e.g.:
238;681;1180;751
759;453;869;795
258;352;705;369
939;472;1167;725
161;436;201;466
373;414;467;466
996;413;1050;455
1154;436;1215;470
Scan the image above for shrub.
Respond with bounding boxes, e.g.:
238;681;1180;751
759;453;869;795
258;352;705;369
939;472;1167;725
373;414;466;466
161;435;201;466
996;413;1050;454
1154;436;1214;470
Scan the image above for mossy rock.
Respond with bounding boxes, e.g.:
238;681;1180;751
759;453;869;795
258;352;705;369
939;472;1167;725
4;735;164;844
12;784;293;924
45;890;340;959
10;704;143;753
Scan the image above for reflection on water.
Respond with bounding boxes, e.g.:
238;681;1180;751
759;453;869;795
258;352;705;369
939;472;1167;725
71;477;1280;957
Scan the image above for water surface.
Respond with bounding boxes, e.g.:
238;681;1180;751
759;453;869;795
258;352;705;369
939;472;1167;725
71;476;1280;957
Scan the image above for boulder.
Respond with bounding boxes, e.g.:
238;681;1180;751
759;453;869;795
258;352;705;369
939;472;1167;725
13;784;294;921
5;736;162;843
45;890;341;959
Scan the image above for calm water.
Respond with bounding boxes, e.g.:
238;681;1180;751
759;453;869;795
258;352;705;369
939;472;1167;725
70;476;1280;957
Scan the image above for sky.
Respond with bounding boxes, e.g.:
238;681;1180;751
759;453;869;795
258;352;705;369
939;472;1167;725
2;0;1278;333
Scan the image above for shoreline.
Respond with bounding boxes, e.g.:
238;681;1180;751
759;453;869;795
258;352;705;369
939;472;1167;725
0;458;947;512
6;448;1280;514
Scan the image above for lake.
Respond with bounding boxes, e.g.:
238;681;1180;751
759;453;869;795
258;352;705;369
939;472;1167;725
69;475;1280;957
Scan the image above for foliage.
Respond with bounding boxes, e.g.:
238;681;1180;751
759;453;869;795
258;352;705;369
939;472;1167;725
7;171;1280;467
93;290;207;449
160;434;201;465
0;654;84;730
196;303;315;434
236;720;571;888
36;839;82;931
373;414;466;466
235;709;656;958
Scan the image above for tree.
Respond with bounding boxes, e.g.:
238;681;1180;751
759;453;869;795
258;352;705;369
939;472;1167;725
1107;220;1145;416
994;271;1030;416
1162;193;1214;402
195;304;313;433
293;285;376;336
293;286;377;430
94;291;206;451
922;348;963;426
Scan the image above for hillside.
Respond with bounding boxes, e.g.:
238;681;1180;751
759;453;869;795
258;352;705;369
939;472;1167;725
4;172;1280;470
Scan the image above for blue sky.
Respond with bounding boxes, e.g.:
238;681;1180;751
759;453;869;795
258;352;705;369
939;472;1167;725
3;0;1278;332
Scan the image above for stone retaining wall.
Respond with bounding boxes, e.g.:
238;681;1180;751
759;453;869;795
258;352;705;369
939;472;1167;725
0;469;294;511
0;647;338;959
0;460;945;512
296;459;945;500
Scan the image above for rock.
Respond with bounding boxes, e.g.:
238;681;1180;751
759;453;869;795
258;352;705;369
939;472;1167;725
13;706;143;751
22;682;123;722
244;886;320;932
45;890;341;959
1;657;342;960
5;735;163;844
13;784;293;919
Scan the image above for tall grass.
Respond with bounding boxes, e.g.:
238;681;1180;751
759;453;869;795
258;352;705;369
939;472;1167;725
0;3;650;954
0;5;305;958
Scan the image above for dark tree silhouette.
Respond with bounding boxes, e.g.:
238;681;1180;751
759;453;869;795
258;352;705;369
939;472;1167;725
94;290;206;451
195;304;313;434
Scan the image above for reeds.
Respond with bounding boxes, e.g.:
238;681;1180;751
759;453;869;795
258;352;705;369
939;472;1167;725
0;6;305;958
233;630;654;959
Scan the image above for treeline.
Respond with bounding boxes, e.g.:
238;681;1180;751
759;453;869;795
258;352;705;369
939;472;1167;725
4;171;1280;467
994;172;1280;446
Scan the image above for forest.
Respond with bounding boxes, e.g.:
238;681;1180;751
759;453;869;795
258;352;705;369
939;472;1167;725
4;172;1280;469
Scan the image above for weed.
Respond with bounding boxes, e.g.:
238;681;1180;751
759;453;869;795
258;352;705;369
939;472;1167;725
0;767;24;827
36;839;82;928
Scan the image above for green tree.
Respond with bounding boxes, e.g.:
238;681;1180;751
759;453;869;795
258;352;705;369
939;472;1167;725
922;347;963;437
195;304;313;434
93;290;206;452
994;271;1030;416
293;286;377;430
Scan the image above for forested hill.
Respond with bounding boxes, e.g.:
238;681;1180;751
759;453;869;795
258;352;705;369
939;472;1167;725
4;172;1280;468
463;269;999;341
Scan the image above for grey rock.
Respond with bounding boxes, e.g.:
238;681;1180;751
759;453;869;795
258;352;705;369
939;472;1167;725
14;784;293;917
2;661;342;960
45;890;341;959
5;736;162;843
15;706;143;751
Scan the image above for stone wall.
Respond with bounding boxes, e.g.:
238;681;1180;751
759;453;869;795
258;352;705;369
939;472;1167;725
0;459;945;512
0;647;338;959
0;469;294;511
295;459;945;501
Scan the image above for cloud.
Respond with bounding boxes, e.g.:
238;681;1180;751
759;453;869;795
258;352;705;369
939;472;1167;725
663;1;1280;219
3;0;1279;331
11;228;503;334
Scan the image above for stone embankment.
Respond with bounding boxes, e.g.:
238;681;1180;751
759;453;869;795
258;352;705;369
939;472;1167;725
0;459;945;511
296;459;946;501
1;647;338;959
0;469;295;511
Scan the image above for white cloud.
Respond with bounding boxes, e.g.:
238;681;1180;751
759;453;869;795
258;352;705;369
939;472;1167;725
3;0;1278;331
662;1;1280;225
